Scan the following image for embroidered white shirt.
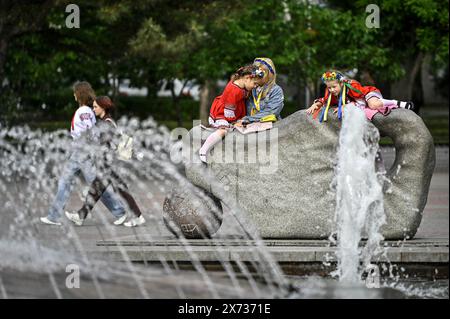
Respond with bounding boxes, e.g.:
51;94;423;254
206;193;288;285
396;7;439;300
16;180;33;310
70;105;96;139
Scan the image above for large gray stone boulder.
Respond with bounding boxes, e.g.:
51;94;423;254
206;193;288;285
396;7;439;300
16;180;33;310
163;108;435;239
162;183;223;239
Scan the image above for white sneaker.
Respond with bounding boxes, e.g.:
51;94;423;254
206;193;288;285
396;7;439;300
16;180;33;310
40;217;62;226
397;101;415;110
113;214;127;226
64;211;84;226
124;215;146;227
199;152;207;164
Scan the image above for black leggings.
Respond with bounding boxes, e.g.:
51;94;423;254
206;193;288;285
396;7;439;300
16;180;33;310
78;170;142;219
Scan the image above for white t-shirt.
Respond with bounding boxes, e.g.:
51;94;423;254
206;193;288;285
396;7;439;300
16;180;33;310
70;105;96;139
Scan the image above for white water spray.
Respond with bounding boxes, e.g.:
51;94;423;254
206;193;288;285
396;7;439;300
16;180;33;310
332;106;387;283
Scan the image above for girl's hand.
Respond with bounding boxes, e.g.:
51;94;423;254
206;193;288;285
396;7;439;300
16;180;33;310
306;103;321;115
234;119;249;127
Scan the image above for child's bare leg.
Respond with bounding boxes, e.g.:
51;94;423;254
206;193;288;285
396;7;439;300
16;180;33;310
199;128;228;163
367;97;384;110
367;97;393;116
380;98;398;108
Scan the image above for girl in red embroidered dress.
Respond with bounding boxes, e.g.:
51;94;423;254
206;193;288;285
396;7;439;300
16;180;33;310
199;64;264;163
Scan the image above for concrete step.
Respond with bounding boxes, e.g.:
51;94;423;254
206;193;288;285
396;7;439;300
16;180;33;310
94;238;448;264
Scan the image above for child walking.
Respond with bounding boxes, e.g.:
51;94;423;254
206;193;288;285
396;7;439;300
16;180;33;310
199;64;263;163
306;71;414;122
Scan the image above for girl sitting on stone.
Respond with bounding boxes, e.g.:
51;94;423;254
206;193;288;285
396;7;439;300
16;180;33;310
199;64;263;163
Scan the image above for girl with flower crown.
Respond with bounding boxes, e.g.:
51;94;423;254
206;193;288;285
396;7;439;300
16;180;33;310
306;70;414;122
198;64;264;163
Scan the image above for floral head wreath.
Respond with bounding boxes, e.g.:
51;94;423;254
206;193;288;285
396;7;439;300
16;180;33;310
321;71;345;83
316;71;362;123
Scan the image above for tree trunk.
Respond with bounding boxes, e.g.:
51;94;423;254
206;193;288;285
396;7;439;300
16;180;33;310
199;79;213;125
412;62;424;114
169;79;182;127
0;38;9;93
111;73;119;101
174;97;182;127
407;52;424;104
293;74;303;109
305;79;316;108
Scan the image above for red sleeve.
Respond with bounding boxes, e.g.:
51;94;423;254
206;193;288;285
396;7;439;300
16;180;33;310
222;83;243;110
222;83;244;121
348;80;380;99
314;97;326;105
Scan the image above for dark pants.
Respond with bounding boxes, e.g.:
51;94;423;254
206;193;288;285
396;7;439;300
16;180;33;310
78;170;142;220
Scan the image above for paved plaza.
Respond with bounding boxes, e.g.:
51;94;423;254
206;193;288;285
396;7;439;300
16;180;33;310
20;147;448;266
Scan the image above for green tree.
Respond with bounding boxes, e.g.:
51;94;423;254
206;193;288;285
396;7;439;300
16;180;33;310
326;0;449;112
0;0;153;124
129;0;244;125
0;0;63;91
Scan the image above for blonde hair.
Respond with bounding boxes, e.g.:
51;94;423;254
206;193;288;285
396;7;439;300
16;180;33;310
253;57;277;99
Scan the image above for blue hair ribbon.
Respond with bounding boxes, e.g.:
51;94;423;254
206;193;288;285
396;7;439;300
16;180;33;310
254;59;275;74
319;105;326;122
337;92;343;120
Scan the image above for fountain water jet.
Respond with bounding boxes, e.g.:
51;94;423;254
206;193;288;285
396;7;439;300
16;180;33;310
0;118;288;298
331;106;387;284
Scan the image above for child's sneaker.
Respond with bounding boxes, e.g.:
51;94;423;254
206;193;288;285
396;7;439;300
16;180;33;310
113;214;127;226
199;152;207;164
405;101;415;110
40;216;62;226
65;211;84;226
124;215;146;227
397;101;415;110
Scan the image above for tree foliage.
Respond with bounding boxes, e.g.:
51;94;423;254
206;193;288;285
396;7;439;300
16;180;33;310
0;0;447;125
